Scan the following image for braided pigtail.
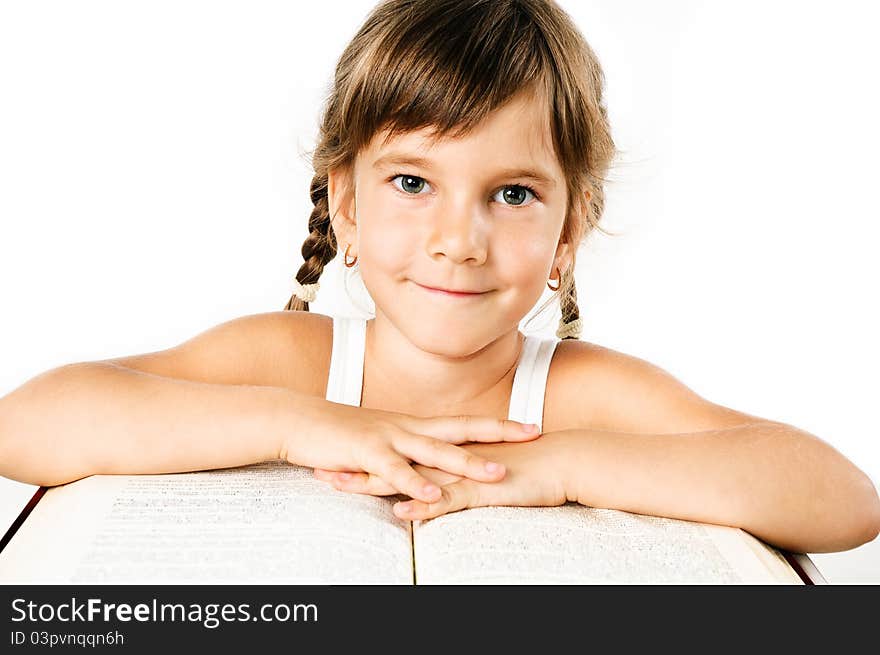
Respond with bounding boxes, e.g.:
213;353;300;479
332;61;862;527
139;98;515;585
552;175;609;340
556;267;582;340
283;173;338;312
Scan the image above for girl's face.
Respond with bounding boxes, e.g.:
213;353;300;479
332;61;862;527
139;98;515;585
340;91;571;355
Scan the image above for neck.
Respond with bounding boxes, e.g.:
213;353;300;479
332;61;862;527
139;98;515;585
363;312;524;417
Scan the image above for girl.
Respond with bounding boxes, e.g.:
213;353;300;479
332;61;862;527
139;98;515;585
1;0;877;557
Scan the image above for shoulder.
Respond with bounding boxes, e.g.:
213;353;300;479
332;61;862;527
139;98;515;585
97;309;334;397
193;309;335;397
240;310;333;396
544;338;769;434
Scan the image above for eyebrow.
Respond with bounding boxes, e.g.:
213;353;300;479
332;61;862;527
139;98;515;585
371;153;557;189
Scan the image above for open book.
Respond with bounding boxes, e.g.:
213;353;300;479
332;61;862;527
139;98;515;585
0;460;822;584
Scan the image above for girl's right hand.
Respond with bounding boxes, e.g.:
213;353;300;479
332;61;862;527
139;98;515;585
279;397;543;503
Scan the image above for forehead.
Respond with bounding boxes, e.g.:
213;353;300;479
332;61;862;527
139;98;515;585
361;91;560;175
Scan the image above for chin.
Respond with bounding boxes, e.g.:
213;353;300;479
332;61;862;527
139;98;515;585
405;321;490;358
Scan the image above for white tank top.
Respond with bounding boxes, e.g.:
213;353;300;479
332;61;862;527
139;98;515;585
325;315;559;431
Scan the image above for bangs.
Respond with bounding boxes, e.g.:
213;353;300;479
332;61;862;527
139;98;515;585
340;0;554;151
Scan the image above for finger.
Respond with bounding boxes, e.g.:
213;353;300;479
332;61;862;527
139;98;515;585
329;471;398;496
413;415;542;445
375;456;443;504
394;479;477;520
397;434;507;483
313;467;359;481
313;468;336;481
411;464;462;487
312;468;341;485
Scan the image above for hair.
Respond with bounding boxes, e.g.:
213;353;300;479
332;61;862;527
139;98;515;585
284;0;617;340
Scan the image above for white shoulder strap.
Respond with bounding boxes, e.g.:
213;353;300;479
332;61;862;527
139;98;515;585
326;316;367;407
508;335;559;431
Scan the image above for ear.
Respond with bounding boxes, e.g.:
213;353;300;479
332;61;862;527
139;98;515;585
554;241;572;275
327;166;358;254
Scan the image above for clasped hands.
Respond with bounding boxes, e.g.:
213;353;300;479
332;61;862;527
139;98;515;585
312;428;573;521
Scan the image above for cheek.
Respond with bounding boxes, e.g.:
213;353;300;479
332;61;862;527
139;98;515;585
498;230;555;283
356;195;411;263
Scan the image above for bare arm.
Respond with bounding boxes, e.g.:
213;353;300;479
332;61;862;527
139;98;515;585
558;422;880;554
0;362;300;487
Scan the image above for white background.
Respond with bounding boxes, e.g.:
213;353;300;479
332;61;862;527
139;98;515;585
1;1;878;581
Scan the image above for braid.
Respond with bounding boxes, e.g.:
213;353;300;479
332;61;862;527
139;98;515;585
551;178;609;341
283;173;338;312
556;267;582;340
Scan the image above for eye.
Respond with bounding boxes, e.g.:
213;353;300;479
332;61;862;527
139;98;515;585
391;174;430;195
493;185;538;207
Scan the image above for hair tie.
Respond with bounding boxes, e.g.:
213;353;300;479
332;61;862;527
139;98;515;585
292;279;320;303
556;317;582;340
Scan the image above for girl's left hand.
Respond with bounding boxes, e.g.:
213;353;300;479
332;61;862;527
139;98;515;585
313;431;573;520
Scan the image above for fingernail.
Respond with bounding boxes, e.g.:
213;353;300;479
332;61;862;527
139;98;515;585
522;423;540;432
398;502;412;513
424;484;440;497
484;461;501;473
338;472;352;480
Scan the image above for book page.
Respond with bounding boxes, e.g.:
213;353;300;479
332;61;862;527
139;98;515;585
413;503;802;584
0;460;413;584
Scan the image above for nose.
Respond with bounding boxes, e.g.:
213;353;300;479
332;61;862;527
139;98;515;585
425;197;489;265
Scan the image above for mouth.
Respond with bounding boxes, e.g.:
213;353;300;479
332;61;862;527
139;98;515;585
413;282;489;298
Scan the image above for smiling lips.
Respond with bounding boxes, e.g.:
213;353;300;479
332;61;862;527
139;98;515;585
415;282;488;298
